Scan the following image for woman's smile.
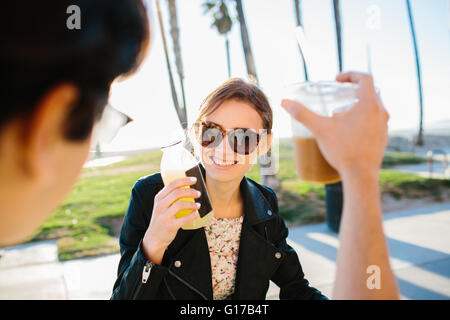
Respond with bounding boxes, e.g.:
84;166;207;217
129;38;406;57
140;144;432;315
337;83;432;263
209;156;238;169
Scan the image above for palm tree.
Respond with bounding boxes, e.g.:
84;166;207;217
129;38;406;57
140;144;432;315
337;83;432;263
203;1;233;77
156;0;187;129
201;0;280;189
201;1;257;86
406;0;424;146
234;0;259;84
332;0;343;72
167;0;187;122
235;0;280;189
326;0;344;233
293;0;309;80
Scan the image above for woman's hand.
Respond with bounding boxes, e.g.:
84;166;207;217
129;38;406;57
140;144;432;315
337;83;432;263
142;177;201;264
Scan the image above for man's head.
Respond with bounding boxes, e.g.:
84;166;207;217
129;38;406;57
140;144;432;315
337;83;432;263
0;1;150;246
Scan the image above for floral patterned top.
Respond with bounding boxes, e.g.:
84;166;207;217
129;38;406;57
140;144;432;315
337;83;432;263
204;215;244;300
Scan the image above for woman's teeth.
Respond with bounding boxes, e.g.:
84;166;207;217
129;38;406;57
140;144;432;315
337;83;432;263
211;157;237;166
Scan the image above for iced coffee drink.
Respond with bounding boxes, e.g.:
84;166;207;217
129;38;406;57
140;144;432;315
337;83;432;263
287;81;358;183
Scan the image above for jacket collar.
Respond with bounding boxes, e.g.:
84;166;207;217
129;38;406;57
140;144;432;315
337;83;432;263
239;176;276;226
233;178;281;299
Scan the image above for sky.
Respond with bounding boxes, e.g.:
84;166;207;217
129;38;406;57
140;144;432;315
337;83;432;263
104;0;450;152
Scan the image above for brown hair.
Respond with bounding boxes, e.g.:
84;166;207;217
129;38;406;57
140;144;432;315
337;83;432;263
1;1;150;141
195;78;272;131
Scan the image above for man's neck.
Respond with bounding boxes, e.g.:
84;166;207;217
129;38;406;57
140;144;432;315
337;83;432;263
0;167;47;246
0;185;29;246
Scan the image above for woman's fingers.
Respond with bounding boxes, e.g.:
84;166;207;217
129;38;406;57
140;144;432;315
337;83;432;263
165;200;200;219
172;210;200;230
156;187;201;214
154;177;197;201
153;177;198;212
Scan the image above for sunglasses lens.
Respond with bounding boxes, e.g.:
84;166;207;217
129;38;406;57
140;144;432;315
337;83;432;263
200;125;222;148
229;130;259;155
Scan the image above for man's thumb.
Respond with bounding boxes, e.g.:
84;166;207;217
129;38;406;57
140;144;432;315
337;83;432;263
281;99;325;134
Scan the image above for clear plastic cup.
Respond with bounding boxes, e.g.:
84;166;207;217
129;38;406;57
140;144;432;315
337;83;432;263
286;81;359;184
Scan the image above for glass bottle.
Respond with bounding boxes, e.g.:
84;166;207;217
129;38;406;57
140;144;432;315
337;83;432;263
160;141;213;230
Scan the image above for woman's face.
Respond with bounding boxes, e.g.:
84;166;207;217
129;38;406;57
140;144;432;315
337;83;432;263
197;99;271;183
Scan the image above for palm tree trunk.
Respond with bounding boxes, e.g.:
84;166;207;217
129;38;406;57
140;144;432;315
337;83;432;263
235;0;280;190
366;42;372;75
156;0;187;129
294;0;309;81
167;0;188;129
225;34;231;78
406;0;424;146
332;0;343;72
327;0;344;234
235;0;258;84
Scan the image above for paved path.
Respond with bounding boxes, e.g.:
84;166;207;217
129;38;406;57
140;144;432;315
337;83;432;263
1;203;449;300
0;241;119;299
266;202;450;299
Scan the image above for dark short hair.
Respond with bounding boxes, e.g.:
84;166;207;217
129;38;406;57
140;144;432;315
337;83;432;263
0;0;150;140
196;78;273;131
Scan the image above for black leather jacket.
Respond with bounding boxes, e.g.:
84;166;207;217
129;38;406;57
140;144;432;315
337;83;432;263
111;170;327;300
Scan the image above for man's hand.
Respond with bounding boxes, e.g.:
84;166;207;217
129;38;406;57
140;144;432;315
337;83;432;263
281;72;399;299
281;72;389;178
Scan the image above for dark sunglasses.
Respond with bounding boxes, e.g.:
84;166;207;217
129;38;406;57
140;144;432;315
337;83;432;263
193;121;266;155
90;104;133;150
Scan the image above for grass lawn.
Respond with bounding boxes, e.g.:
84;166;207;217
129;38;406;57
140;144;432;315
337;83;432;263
29;139;449;261
381;152;427;168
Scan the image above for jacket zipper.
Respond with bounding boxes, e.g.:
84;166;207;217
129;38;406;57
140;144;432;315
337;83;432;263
133;261;153;299
168;269;209;300
142;261;152;283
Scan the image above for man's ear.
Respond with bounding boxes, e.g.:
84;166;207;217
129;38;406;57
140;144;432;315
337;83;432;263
21;84;79;181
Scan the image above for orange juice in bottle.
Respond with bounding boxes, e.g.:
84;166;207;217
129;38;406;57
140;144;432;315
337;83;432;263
160;141;213;230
